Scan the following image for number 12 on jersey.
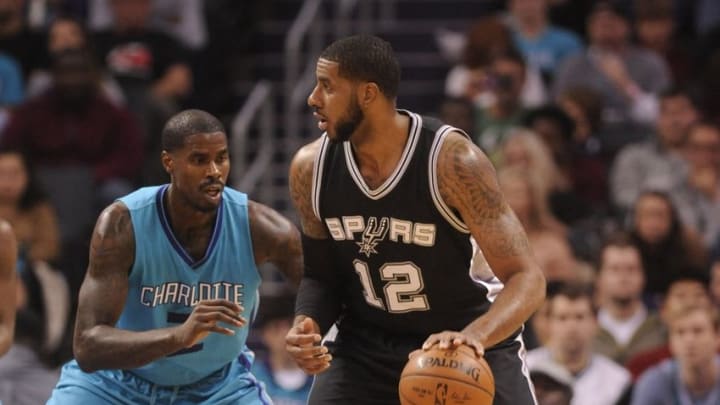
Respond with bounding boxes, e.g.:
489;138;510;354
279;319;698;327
353;259;430;313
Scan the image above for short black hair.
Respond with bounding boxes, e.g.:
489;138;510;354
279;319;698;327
161;109;226;152
548;282;597;316
522;105;575;142
320;34;401;99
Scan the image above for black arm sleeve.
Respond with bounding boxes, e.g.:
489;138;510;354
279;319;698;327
295;234;342;335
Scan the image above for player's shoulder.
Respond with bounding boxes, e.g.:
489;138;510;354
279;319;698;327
95;201;133;237
436;129;489;166
221;186;248;205
292;137;326;168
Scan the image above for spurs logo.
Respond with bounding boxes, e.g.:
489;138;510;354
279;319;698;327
356;217;389;257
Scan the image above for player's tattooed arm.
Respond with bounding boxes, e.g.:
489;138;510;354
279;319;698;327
74;203;238;372
437;132;546;349
289;139;329;239
249;201;303;287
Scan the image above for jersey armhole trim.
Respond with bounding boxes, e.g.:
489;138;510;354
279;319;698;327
311;135;329;221
429;125;471;234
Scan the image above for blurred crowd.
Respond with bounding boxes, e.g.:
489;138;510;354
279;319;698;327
0;0;718;404
437;0;720;404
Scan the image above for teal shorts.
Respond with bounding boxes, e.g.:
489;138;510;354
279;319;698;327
47;358;272;404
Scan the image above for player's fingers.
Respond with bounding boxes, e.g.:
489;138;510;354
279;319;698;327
206;324;235;336
194;299;243;313
286;343;328;359
285;331;321;346
197;312;245;327
297;354;332;372
421;334;441;350
468;341;485;357
196;305;244;320
304;361;331;375
408;349;423;359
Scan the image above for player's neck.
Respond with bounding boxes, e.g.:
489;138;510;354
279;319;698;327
164;186;217;232
350;110;410;169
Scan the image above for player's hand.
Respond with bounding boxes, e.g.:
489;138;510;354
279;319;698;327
412;331;484;358
173;299;245;348
285;317;331;375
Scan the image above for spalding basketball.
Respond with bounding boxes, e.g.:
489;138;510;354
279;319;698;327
399;345;494;405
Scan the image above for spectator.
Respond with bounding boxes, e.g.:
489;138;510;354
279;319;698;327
594;233;665;364
634;0;692;87
473;48;530;156
89;0;208;51
0;48;143;294
0;219;15;357
625;274;712;380
438;97;474;135
500;129;589;226
444;16;547;109
0;0;45;78
529;360;574;405
631;304;720;405
526;282;631;405
26;16;125;105
251;295;312;405
523;103;609;212
93;0;192;185
507;0;583;82
610;88;700;212
711;260;720;309
672;122;720;247
496;166;579;282
553;1;671;129
0;149;59;263
629;191;707;303
0;49;143;207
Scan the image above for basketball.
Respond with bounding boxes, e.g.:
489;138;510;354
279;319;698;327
399;345;494;405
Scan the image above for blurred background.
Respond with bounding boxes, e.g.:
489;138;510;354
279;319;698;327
0;0;719;404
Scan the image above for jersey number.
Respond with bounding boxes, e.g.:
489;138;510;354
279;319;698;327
353;260;429;313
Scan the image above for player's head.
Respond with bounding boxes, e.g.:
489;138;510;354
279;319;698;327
308;34;401;143
161;109;229;212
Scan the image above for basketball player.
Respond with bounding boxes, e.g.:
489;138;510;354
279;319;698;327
286;35;545;404
48;110;303;404
0;220;17;356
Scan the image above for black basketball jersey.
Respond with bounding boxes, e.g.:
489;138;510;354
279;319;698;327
312;110;503;338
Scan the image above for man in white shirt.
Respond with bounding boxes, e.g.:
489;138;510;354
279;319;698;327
594;233;665;364
527;283;631;405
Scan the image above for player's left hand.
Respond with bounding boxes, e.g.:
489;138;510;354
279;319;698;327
412;331;484;359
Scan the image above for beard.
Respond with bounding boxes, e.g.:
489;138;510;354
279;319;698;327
330;97;364;143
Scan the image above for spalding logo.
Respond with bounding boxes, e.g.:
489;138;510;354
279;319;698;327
419;357;483;383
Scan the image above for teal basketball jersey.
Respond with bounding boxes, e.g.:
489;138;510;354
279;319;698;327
116;185;260;386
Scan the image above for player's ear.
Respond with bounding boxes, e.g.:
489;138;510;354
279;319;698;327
161;151;173;174
359;82;379;108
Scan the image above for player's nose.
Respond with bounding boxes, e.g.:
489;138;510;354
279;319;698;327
307;85;321;108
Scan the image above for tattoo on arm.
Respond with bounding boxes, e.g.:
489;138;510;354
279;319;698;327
438;133;530;262
81;203;135;327
289;141;328;238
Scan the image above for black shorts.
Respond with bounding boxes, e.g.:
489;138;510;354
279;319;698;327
308;323;536;405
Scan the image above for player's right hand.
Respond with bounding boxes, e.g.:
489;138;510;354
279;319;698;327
285;317;331;375
173;299;246;348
